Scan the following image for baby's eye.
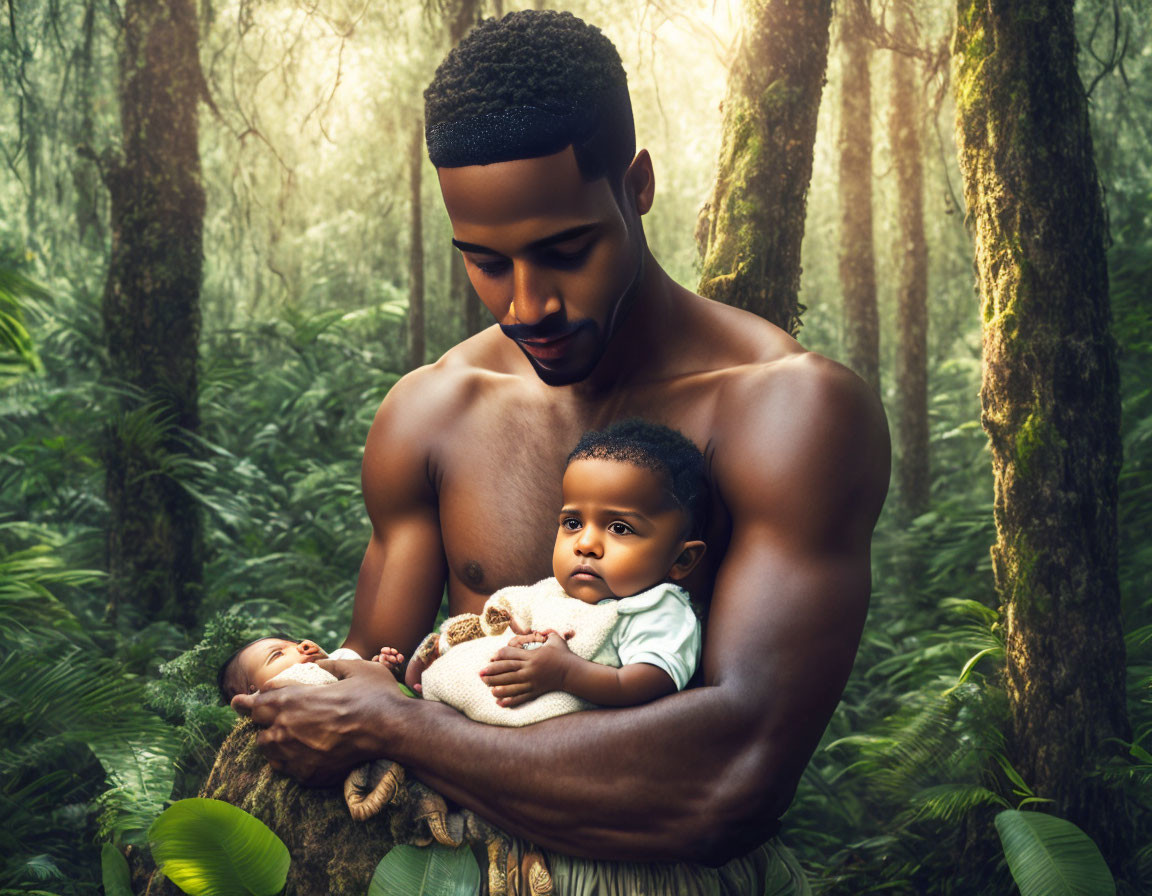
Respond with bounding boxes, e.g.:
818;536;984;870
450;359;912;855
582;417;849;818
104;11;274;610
270;650;283;660
607;522;634;536
560;518;582;531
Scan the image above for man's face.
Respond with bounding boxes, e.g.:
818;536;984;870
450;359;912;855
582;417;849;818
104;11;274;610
437;147;644;386
238;638;327;692
552;457;689;603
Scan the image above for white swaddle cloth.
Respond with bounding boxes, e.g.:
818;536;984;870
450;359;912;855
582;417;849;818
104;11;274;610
265;646;361;687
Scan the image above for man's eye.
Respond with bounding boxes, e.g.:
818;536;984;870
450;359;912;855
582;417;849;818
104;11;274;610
543;244;591;269
470;257;509;277
608;522;633;535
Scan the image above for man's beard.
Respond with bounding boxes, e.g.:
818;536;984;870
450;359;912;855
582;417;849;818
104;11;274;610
500;248;645;387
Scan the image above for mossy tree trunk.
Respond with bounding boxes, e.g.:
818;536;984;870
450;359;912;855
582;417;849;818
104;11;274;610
891;2;929;520
954;0;1131;866
837;0;879;390
408;119;425;371
102;0;205;629
698;0;833;335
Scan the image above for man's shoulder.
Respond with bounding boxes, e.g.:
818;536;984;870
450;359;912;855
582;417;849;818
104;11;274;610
372;328;521;429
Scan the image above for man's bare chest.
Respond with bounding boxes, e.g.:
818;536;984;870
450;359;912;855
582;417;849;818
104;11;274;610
433;384;726;613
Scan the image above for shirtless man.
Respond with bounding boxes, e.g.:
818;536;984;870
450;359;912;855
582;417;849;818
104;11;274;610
234;10;889;868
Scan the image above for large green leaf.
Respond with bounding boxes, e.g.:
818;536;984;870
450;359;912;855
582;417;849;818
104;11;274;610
367;844;480;896
148;799;289;896
101;844;134;896
994;809;1115;896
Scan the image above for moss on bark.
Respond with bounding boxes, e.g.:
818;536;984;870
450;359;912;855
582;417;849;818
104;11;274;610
953;0;1132;871
698;0;833;334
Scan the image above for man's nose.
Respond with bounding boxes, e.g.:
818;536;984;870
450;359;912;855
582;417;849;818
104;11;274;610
510;265;561;326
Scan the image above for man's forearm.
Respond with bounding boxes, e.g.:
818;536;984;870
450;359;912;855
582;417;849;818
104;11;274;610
380;683;785;864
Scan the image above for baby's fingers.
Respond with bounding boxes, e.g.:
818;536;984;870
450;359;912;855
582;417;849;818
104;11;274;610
479;659;523;679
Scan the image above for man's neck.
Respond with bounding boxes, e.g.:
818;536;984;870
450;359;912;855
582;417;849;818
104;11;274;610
564;252;681;402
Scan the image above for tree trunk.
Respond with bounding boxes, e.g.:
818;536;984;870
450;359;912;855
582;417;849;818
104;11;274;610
837;0;879;390
954;0;1131;867
698;0;833;335
890;2;929;519
408;120;425;372
101;0;205;629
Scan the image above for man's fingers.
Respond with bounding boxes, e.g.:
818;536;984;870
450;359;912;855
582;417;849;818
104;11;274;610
231;692;257;717
315;657;366;679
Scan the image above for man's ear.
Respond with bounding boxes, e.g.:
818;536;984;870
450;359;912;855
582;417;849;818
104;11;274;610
624;149;654;216
668;540;706;581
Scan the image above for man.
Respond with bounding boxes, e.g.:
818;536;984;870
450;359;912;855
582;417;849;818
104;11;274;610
235;8;889;877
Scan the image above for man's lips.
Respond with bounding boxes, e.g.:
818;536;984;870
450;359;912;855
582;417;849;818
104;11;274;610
518;328;580;361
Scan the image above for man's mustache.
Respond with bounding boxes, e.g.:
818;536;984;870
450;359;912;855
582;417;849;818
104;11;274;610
500;315;591;343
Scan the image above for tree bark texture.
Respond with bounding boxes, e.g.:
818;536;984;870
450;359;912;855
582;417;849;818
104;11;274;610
101;0;205;629
953;0;1130;864
698;0;833;335
890;2;929;519
837;0;879;391
408;120;425;371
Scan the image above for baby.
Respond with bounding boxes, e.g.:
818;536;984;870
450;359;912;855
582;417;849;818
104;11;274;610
219;419;707;725
217;634;402;702
406;419;708;724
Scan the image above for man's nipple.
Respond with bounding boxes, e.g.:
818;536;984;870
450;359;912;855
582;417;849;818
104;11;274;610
464;561;485;589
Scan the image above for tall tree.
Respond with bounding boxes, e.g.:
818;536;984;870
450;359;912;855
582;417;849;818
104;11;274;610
101;0;205;629
890;2;929;519
837;0;879;390
954;0;1131;865
408;119;426;371
698;0;833;333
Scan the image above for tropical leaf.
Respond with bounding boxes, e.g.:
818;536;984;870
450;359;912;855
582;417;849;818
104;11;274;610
148;799;289;896
101;844;133;896
367;845;481;896
994;810;1115;896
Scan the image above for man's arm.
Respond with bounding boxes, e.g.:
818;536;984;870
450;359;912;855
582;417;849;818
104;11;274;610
341;368;449;659
245;354;888;863
233;367;452;780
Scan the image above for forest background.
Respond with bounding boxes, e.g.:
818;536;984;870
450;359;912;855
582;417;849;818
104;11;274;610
2;0;1150;893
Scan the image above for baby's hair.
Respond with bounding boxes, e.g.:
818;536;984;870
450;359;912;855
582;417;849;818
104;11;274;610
567;419;709;538
217;633;300;705
423;10;635;195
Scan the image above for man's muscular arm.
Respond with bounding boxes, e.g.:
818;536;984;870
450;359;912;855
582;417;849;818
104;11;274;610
233;367;450;780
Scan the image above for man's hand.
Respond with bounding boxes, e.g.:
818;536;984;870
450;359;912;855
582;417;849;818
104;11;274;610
481;631;575;707
231;658;404;785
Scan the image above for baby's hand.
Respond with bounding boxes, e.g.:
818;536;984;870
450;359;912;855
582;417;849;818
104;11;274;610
481;631;575;707
372;647;404;675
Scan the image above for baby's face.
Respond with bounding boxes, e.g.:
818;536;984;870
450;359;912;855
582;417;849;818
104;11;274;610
552;457;690;603
238;638;327;691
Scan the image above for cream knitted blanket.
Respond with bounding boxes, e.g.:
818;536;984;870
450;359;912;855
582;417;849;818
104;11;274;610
420;577;621;727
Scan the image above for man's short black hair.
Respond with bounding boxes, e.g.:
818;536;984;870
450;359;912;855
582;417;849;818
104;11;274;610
567;419;709;539
424;10;635;191
217;633;299;705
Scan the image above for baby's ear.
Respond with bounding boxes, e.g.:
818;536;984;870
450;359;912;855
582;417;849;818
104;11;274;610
668;540;706;581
